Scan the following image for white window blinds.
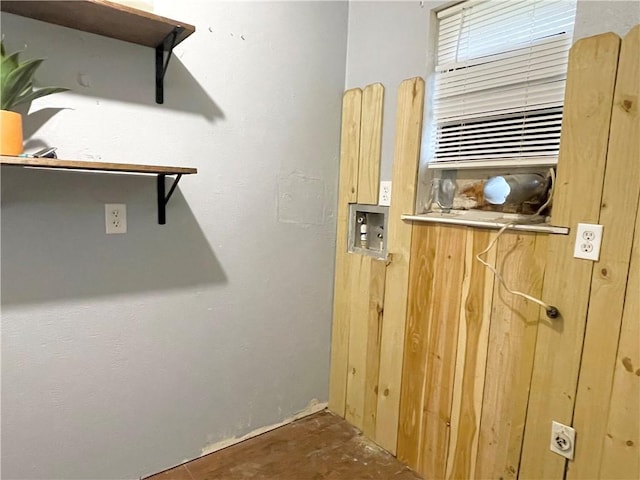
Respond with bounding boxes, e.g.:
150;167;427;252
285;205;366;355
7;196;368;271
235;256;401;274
429;0;577;167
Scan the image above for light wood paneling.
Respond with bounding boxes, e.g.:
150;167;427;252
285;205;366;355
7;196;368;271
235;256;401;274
346;255;373;428
345;256;386;430
416;226;468;479
519;32;621;479
375;77;425;454
396;224;444;468
397;226;548;480
357;83;384;205
330;81;386;429
343;83;386;431
475;232;547;480
397;225;467;476
330;28;640;480
363;258;387;439
446;229;496;480
599;193;640;479
328;89;362;415
569;25;640;479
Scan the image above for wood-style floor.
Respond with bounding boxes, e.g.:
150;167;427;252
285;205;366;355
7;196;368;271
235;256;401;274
147;410;422;479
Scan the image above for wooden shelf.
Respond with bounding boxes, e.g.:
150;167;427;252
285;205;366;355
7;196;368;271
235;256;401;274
1;0;196;103
2;155;197;225
401;212;569;235
0;2;199;222
1;155;197;175
0;0;195;49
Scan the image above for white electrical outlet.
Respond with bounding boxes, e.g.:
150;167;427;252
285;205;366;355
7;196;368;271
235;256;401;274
573;223;603;261
379;181;392;207
550;421;576;460
105;204;127;234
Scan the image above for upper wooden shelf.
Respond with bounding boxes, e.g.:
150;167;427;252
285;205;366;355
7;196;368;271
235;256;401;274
1;0;196;103
0;0;195;48
1;155;197;175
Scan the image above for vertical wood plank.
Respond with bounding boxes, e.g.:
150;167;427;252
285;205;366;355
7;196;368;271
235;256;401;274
363;258;387;438
569;25;640;479
446;233;470;476
520;33;621;479
446;229;496;480
417;226;467;479
375;77;425;453
599;193;640;479
346;255;373;428
328;89;362;415
475;232;547;480
357;83;384;205
396;224;440;469
398;225;467;478
397;225;467;476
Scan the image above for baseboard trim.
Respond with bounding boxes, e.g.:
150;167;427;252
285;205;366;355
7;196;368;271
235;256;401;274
200;401;328;456
141;400;328;479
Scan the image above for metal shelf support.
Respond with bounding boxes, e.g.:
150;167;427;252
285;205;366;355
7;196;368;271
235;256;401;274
157;174;183;224
155;26;185;104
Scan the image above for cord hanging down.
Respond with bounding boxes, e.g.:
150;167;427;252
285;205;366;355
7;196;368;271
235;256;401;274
475;168;560;319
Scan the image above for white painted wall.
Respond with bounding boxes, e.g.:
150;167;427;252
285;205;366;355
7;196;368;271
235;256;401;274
345;1;440;181
574;0;640;39
0;1;347;478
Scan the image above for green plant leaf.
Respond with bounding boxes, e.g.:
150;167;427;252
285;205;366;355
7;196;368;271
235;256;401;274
2;58;43;109
18;82;33;97
1;41;21;83
1;51;21;91
1;41;20;64
1;42;68;111
12;86;68;109
1;51;20;71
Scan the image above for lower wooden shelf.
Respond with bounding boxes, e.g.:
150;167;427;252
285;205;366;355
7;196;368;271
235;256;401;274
0;155;197;175
402;210;569;235
1;155;197;224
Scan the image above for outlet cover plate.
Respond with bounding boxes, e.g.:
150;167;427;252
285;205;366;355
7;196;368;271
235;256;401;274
550;421;576;460
105;203;127;234
379;181;392;207
573;223;603;261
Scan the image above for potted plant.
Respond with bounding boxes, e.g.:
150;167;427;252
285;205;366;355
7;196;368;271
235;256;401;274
1;42;68;155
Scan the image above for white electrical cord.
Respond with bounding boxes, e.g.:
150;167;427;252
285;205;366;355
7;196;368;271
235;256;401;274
475;168;559;318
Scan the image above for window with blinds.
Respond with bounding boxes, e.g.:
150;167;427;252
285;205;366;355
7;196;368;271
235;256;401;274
428;0;577;168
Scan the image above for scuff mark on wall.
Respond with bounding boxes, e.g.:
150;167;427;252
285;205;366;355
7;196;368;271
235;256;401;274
277;171;326;226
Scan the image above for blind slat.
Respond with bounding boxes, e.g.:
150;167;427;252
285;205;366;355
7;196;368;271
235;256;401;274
437;0;575;64
437;33;571;72
432;151;559;162
438;130;563;145
435;109;563;132
434;83;566;121
435;62;569;99
429;0;576;166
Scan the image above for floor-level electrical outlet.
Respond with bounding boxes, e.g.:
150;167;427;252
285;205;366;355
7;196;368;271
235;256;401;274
105;203;127;234
379;181;392;207
573;223;603;261
550;421;576;460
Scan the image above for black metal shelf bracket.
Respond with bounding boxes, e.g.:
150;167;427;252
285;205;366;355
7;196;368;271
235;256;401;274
155;26;185;104
157;174;183;224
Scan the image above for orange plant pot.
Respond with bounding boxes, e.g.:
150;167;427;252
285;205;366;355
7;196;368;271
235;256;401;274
0;110;24;156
